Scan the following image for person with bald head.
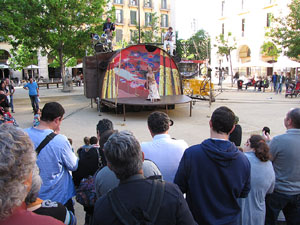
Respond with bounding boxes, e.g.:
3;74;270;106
265;108;300;225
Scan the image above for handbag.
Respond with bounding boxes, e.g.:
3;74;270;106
75;173;98;207
75;147;103;207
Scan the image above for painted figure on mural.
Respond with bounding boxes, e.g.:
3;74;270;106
146;65;160;102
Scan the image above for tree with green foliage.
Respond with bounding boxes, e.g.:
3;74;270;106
176;29;210;61
266;0;300;59
261;41;280;60
0;0;111;85
131;12;162;44
8;45;38;70
260;41;281;66
176;39;189;59
214;32;237;86
188;30;210;60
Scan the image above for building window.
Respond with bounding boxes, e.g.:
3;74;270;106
114;0;123;4
144;0;152;8
129;0;138;6
242;18;245;37
116;9;123;24
116;29;123;42
161;14;169;27
266;13;272;27
221;0;225;16
130;30;138;42
145;12;152;26
130;11;137;25
222;23;224;35
161;0;167;9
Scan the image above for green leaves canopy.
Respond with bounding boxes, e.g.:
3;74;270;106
260;41;280;60
176;29;210;60
0;0;109;74
214;32;237;60
267;0;300;59
131;12;162;44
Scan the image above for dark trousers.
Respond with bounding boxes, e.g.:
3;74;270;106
64;198;75;214
9;95;14;112
84;206;94;225
265;191;300;225
29;95;39;111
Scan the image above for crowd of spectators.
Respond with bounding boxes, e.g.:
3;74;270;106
0;102;299;225
237;71;295;94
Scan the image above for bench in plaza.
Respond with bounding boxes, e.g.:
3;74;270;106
38;82;63;89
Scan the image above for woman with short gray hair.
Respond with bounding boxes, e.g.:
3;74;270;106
0;124;63;225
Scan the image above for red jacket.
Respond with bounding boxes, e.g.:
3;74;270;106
0;203;63;225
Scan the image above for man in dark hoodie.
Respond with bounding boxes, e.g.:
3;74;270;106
174;106;251;225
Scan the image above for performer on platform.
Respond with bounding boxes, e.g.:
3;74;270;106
146;65;160;102
103;17;115;40
164;27;175;56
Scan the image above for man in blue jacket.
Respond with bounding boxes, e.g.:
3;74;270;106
25;102;78;213
174;106;251;225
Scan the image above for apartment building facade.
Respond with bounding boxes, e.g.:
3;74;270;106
112;0;175;44
210;0;290;76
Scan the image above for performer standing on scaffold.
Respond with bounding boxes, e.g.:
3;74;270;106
164;27;175;56
103;17;115;41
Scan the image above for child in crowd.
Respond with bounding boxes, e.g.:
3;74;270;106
0;105;18;126
33;108;41;127
82;136;91;149
90;136;99;147
77;136;92;158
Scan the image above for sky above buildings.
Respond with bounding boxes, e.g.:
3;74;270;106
175;0;218;39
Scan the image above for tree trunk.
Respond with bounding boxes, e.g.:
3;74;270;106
229;53;234;87
59;48;72;92
219;60;223;92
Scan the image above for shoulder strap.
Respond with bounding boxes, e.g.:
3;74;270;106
108;189;139;225
108;179;165;225
36;132;57;155
95;147;103;168
146;179;165;223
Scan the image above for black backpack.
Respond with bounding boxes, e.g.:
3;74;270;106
108;179;165;225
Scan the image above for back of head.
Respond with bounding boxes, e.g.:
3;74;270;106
104;131;143;180
249;135;270;162
90;136;98;145
288;108;300;129
147;111;171;135
100;129;117;150
97;119;113;136
211;106;235;134
40;102;65;122
0;124;36;220
84;136;90;145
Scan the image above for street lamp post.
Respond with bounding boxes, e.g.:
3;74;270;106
138;0;141;44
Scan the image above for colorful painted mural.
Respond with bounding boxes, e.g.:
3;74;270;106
101;45;182;99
